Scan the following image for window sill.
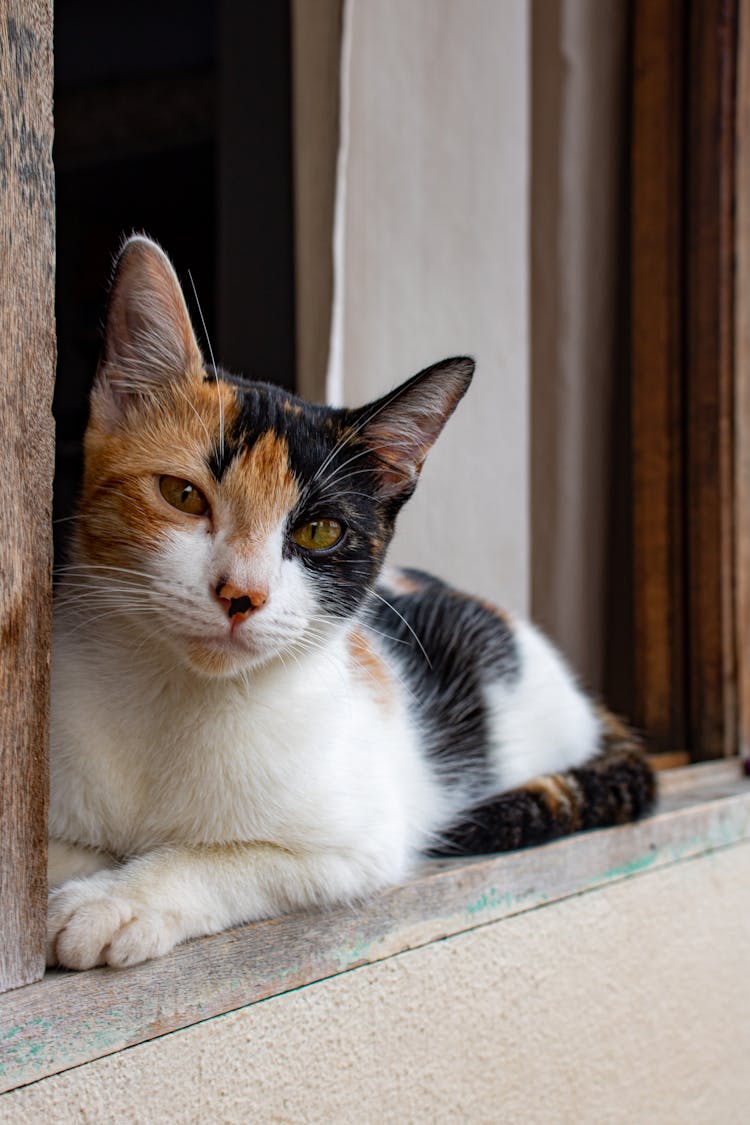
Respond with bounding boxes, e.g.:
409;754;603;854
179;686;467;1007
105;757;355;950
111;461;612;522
1;760;749;1094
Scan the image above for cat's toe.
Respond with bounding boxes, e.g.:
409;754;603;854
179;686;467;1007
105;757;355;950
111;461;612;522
48;885;181;970
104;909;178;967
50;895;134;970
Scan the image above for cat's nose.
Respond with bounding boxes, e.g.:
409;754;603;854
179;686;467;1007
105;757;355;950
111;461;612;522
214;580;268;622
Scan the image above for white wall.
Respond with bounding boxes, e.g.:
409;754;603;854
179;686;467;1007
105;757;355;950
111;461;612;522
328;0;530;613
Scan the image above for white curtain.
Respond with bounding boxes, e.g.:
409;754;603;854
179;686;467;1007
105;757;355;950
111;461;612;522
327;0;531;614
531;0;628;693
322;0;627;690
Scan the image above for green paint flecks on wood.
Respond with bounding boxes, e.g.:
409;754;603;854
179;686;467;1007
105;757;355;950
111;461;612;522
602;849;660;881
465;888;517;916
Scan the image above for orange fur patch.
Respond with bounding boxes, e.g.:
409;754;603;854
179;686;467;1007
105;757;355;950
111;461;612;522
525;774;582;830
78;377;301;583
475;596;511;627
348;628;393;708
223;430;299;541
380;567;424;596
595;705;635;750
78;375;242;567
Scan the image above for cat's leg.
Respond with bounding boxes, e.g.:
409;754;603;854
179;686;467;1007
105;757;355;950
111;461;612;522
48;839;117;889
47;841;403;970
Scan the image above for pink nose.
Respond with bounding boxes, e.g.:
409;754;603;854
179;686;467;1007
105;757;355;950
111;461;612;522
214;580;268;623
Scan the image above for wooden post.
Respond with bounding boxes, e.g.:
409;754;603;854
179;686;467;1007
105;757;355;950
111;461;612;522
736;0;750;758
632;0;741;760
0;0;56;992
684;0;739;758
631;0;687;753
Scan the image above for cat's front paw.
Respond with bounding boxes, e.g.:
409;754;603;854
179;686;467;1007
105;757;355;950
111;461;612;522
48;881;181;970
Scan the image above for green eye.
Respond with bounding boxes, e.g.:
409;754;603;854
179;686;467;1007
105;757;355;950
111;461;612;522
159;475;210;516
293;518;344;551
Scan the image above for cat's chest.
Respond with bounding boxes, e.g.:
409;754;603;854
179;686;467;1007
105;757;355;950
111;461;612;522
51;648;397;854
120;704;314;844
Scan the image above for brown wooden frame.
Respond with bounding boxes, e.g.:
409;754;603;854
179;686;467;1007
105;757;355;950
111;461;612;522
631;0;743;761
631;0;687;755
1;0;747;1005
736;0;750;760
0;1;55;994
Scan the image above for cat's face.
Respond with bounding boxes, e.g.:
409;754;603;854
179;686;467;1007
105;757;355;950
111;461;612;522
72;236;473;677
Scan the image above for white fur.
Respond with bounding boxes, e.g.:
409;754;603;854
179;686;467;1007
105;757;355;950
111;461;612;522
49;552;452;967
152;518;317;672
50;343;597;969
482;619;601;791
52;243;594;969
49;588;599;968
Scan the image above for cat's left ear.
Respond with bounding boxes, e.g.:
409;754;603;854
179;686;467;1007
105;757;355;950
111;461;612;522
354;357;474;503
92;235;204;426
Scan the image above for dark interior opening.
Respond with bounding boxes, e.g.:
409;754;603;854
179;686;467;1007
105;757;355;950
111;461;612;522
53;0;296;559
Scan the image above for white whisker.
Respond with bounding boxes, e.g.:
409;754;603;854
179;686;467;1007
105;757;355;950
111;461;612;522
367;589;432;669
172;380;212;447
188;269;223;462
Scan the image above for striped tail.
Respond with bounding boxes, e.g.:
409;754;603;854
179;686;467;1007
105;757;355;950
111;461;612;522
434;709;656;856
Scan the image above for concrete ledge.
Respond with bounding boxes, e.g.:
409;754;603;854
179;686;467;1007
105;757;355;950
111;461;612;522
1;760;748;1094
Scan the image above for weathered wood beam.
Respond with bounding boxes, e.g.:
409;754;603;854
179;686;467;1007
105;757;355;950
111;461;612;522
0;0;56;994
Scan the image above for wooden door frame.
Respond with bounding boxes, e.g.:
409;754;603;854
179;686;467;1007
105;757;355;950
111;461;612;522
631;0;743;761
737;0;750;761
0;2;55;993
2;0;748;997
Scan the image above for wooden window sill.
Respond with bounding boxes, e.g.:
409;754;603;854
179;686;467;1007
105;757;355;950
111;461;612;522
1;760;748;1094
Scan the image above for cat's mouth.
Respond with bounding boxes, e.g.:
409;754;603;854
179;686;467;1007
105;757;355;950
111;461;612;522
182;626;282;677
188;628;257;654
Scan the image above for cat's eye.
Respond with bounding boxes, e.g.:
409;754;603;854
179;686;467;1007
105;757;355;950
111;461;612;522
159;475;210;517
293;518;344;552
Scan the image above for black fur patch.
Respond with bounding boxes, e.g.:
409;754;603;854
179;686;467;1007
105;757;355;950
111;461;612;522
203;371;396;618
433;746;656;855
436;788;563;853
195;370;656;856
366;570;520;776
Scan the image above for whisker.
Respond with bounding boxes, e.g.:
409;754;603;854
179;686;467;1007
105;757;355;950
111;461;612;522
311;438;414;497
55;563;158;582
367;589;432;669
188;269;223;462
60;604;173;637
172;380;212;447
78;488;152;517
312;376;420;485
306;611;410;651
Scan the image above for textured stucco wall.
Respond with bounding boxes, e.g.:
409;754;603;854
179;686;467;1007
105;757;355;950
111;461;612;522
4;842;750;1123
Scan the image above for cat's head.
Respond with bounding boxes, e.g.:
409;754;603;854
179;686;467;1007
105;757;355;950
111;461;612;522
72;235;473;677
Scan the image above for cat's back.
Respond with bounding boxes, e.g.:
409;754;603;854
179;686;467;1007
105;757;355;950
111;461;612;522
372;565;520;697
369;566;601;797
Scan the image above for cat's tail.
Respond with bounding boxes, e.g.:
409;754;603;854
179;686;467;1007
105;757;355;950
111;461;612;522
434;708;656;855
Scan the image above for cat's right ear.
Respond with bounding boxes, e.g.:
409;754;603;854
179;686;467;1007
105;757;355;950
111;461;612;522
91;235;204;427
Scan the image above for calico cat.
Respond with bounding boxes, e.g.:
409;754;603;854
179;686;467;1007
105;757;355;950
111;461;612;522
48;235;655;970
